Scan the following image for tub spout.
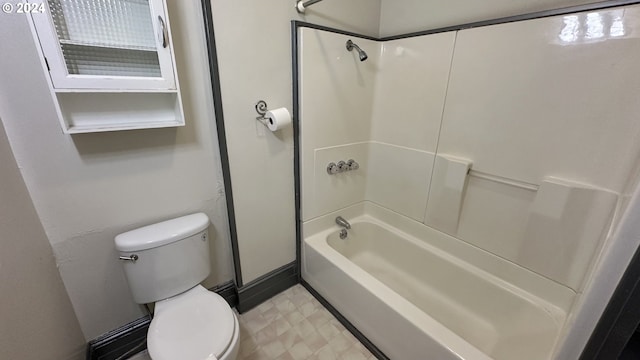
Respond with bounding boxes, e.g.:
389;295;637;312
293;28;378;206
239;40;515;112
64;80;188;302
336;216;351;229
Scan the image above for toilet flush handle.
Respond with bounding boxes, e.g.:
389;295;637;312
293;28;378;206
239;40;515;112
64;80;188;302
119;254;139;262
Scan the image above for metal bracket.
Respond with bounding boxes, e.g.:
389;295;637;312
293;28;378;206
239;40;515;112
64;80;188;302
255;100;268;124
296;0;324;13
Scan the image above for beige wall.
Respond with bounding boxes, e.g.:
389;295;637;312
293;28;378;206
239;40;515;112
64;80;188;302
0;0;234;340
379;0;603;37
0;120;85;360
210;0;381;284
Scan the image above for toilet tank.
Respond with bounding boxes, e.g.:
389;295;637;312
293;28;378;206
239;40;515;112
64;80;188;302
115;213;211;304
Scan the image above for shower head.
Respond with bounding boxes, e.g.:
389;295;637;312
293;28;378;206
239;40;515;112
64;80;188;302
346;39;368;62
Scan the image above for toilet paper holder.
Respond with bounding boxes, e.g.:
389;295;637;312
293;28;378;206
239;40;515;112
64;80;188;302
255;100;269;124
254;100;292;132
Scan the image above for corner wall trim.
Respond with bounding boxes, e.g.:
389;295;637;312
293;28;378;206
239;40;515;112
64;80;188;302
301;280;389;360
237;261;298;313
200;0;243;287
291;21;302;283
86;281;238;360
291;21;378;41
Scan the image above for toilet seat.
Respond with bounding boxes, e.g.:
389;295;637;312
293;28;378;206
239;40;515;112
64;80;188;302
147;285;236;360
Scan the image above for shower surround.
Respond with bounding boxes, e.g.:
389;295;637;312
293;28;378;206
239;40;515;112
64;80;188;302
298;5;640;360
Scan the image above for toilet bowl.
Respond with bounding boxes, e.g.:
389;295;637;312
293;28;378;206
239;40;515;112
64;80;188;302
115;213;239;360
147;285;239;360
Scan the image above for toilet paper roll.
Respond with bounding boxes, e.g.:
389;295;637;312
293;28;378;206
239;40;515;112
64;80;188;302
265;108;292;132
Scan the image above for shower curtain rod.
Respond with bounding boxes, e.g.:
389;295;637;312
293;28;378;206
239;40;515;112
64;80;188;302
296;0;324;13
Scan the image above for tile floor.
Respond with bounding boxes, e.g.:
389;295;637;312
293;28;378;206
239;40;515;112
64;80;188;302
128;284;375;360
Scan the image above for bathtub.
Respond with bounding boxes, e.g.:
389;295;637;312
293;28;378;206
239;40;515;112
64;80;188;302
302;202;574;360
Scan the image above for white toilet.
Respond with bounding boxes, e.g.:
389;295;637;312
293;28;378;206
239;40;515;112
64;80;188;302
115;213;239;360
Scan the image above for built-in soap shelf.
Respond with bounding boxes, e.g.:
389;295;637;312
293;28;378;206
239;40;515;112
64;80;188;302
424;154;472;235
327;159;359;175
423;153;619;288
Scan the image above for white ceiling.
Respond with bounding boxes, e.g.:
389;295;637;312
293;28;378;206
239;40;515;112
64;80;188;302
379;0;605;36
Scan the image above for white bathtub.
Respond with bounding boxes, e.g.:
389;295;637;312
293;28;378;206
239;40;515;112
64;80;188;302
302;202;574;360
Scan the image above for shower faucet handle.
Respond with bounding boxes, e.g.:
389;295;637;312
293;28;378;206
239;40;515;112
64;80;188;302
327;162;339;175
347;159;359;171
337;161;350;173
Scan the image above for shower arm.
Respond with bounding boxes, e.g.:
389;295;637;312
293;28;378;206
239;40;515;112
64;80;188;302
346;40;368;61
296;0;324;13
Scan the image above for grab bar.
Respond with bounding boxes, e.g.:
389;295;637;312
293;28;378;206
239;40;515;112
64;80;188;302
468;169;539;192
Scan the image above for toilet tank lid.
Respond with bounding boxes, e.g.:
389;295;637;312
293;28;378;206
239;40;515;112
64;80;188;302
115;213;209;252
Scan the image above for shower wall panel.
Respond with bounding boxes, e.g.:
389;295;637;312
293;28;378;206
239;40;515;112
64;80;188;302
312;143;369;217
299;29;378;221
366;33;456;221
437;7;640;290
370;34;455;152
365;142;435;221
440;10;640;192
